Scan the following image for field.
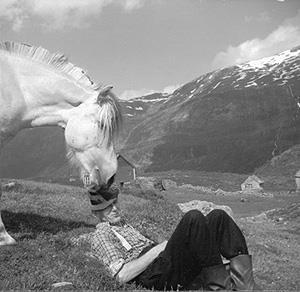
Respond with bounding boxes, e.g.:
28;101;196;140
0;173;299;290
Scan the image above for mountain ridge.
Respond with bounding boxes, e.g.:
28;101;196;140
119;48;300;172
0;46;299;179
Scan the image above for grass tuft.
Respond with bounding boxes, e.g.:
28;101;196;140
0;178;299;290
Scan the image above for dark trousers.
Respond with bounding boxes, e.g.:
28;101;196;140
134;209;248;290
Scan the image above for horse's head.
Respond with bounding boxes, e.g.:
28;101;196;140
64;86;122;191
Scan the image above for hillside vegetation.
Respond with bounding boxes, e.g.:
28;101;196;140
0;178;299;290
0;179;181;290
255;144;300;190
1;47;299;179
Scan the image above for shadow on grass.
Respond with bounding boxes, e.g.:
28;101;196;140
2;210;94;239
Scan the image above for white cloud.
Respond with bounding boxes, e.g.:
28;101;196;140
120;84;180;100
0;0;29;32
120;88;157;100
122;0;146;11
244;12;271;24
212;10;300;69
161;84;181;94
0;0;146;31
30;0;112;30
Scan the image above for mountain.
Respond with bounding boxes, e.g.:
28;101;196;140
0;46;299;179
121;46;300;173
0;127;70;179
255;144;300;190
256;144;300;178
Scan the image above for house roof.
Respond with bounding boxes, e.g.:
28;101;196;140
242;175;264;185
117;154;136;169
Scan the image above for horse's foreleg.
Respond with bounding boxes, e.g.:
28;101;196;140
0;184;16;246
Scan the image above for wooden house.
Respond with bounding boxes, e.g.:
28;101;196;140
295;170;300;192
241;175;264;191
116;154;136;186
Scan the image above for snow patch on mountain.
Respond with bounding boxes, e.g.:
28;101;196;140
212;81;221;90
122;46;300;118
133;97;168;103
236;72;247;81
238;48;300;70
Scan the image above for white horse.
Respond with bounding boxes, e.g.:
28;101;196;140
0;41;122;246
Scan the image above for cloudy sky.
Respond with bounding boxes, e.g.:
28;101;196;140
1;0;300;99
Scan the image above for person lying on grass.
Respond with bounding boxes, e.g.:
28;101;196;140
87;185;260;291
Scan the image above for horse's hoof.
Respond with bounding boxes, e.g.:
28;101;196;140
0;234;17;246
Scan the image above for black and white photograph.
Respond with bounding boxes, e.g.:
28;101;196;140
0;0;299;290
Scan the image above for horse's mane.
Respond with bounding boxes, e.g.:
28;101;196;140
97;94;123;146
0;41;98;90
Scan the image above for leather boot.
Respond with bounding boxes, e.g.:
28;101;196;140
230;254;260;291
201;263;233;291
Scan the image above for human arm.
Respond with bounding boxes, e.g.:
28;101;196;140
116;240;168;283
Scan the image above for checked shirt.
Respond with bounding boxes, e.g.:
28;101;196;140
91;222;154;277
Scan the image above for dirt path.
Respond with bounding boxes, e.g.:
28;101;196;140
163;188;300;218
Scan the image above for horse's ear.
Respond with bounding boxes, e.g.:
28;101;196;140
97;85;113;103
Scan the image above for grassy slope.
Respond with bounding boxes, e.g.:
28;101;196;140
0;179;181;290
255;144;300;191
239;209;300;290
0;179;299;290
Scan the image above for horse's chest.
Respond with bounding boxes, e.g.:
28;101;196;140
0;84;25;135
0;106;23;147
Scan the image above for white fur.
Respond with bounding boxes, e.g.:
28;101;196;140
0;41;122;246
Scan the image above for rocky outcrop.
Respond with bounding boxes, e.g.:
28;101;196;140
177;200;234;219
161;179;177;190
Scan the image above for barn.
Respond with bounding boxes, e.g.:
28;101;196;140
295;170;300;192
241;175;264;191
116;154;136;187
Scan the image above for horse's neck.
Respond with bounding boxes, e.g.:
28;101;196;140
6;54;97;128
